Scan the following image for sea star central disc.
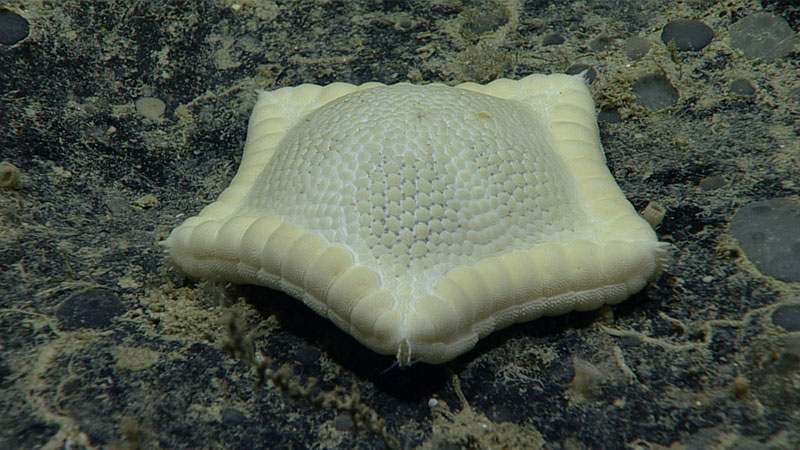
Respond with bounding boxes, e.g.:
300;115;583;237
164;74;668;365
252;84;587;289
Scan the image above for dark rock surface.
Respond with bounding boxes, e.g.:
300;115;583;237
1;1;798;448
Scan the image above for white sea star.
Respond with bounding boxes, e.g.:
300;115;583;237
163;74;669;365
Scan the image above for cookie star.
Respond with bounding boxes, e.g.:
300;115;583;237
163;74;668;365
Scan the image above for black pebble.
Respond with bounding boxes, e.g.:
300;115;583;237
699;175;726;191
565;64;596;83
730;198;800;282
661;19;714;51
542;33;564;46
56;290;126;330
221;408;247;425
295;345;321;366
598;108;621;123
730;78;755;97
772;305;800;332
0;9;29;45
633;74;679;110
333;414;355;431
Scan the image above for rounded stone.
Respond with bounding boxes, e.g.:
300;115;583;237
633;74;679;110
730;198;800;282
135;97;167;119
56;290;126;330
624;36;651;59
0;9;29;45
772;305;800;332
542;33;564;46
598;108;621;124
295;345;321;366
729;13;795;62
333;414;355;431
699;175;725;191
730;78;755;97
221;408;247;425
565;64;596;84
661;19;714;51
